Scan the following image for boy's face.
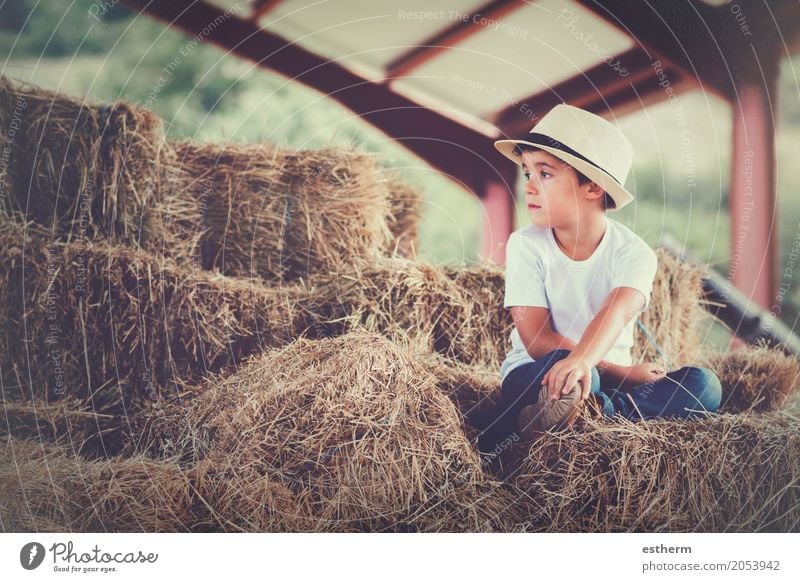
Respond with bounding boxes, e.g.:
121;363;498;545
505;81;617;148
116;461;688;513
519;149;597;228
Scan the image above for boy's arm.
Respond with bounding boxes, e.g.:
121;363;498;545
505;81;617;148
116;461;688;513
540;287;646;398
510;304;633;384
570;286;645;369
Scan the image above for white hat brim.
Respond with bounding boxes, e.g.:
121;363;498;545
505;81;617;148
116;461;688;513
494;139;634;211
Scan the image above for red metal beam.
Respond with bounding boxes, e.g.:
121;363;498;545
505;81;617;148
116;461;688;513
580;69;695;119
568;56;661;111
575;0;735;102
248;0;282;23
120;0;500;195
385;0;523;80
492;47;682;134
778;0;800;54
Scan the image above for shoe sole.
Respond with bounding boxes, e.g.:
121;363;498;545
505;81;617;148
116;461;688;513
517;383;583;441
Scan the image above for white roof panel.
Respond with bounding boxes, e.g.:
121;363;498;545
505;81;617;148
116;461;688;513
259;0;489;81
391;0;633;118
238;0;634;122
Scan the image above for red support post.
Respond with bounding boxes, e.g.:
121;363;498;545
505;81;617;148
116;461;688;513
480;169;517;265
729;63;779;314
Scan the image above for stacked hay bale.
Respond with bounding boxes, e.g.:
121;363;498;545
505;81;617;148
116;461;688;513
631;247;799;413
700;340;800;413
632;247;711;368
168;140;393;282
133;330;525;532
0;75;411;273
313;246;722;376
1;397;122;459
0;436;203;532
323;255;512;370
0;75;102;236
503;412;800;532
0;75;197;255
0;220;349;455
383;174;423;258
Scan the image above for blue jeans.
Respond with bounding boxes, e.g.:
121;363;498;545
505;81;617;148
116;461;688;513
477;348;722;454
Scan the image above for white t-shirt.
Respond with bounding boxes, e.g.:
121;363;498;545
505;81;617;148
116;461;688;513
500;217;658;382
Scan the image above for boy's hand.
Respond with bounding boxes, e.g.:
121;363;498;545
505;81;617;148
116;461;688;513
624;363;667;387
541;356;593;402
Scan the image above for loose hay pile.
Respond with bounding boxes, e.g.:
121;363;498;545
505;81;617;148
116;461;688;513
135;331;490;529
128;330;526;532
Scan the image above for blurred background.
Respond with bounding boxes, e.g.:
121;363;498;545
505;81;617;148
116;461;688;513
1;0;798;331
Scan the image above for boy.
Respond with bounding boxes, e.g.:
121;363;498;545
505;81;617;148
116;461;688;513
478;104;722;454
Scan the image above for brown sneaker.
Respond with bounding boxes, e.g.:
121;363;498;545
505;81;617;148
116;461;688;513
517;383;583;441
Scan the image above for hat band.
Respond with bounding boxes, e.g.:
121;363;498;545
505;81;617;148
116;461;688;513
524;132;621;185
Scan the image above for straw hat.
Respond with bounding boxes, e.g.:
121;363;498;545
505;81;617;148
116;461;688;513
494;104;634;211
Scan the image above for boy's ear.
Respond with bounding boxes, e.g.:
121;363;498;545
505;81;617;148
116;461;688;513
584;181;606;201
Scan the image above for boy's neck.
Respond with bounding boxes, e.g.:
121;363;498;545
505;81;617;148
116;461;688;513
551;214;608;261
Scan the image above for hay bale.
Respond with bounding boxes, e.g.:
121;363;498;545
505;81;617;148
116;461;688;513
1;397;123;458
0;220;347;444
169;141;392;282
0;437;203;532
135;343;507;467
0;75;101;237
326;256;512;369
133;397;524;532
633;248;711;367
383;175;423;258
506;411;800;532
136;330;517;531
93;101;171;245
0;437;526;533
700;341;800;413
0;76;175;248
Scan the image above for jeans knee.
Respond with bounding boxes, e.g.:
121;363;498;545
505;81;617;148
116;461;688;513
687;366;722;413
543;348;571;362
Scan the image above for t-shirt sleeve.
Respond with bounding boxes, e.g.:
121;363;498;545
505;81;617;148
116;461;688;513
611;243;658;313
503;233;549;308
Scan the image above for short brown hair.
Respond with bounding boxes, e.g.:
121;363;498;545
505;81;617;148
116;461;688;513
513;143;615;210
